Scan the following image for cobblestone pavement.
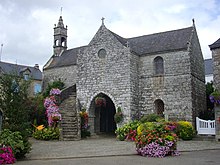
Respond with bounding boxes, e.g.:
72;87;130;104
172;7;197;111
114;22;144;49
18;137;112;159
24;136;220;160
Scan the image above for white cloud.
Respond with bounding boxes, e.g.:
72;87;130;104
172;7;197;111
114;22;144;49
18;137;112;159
0;0;219;69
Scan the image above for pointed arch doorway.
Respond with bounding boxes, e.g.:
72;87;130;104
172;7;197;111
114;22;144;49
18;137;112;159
90;93;116;134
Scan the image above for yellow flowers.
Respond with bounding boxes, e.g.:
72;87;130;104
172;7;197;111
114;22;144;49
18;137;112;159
32;124;45;131
36;125;45;131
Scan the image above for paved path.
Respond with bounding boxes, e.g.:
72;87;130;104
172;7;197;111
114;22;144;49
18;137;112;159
24;137;220;160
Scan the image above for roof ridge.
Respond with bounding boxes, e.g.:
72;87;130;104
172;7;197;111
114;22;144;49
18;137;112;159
0;61;36;69
127;26;193;40
108;30;128;46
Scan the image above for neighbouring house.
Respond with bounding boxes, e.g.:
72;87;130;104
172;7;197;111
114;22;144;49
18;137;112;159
209;37;220;141
204;58;213;83
0;61;42;96
43;16;206;140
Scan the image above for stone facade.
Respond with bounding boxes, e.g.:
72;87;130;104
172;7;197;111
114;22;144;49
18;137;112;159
43;17;206;135
43;65;77;90
209;37;220;141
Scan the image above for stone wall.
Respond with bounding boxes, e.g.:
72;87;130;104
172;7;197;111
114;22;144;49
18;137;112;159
77;25;134;124
212;48;220;90
43;65;77;90
130;52;140;117
189;27;206;125
139;51;193;121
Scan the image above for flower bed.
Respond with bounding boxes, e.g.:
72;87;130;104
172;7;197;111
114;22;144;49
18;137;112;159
135;122;179;157
0;146;16;164
115;117;183;158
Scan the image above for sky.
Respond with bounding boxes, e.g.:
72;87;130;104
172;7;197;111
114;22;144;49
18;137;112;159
0;0;220;70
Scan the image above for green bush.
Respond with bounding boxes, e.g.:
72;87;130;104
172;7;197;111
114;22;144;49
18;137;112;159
0;74;32;138
0;129;31;159
176;121;195;140
32;127;60;140
140;114;163;123
43;80;65;97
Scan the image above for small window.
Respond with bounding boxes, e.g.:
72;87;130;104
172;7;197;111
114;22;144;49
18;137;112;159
98;49;106;58
34;83;42;94
24;74;29;80
154;56;164;75
154;99;164;117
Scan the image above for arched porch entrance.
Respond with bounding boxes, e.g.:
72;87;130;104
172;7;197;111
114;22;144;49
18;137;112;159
90;93;116;134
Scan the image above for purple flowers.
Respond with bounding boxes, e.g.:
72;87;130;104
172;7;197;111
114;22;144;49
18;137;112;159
136;141;180;158
44;88;62;126
209;90;220;105
49;88;61;96
0;146;16;164
209;95;220;104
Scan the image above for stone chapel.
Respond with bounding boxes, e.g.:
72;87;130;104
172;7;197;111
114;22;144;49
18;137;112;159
43;16;206;139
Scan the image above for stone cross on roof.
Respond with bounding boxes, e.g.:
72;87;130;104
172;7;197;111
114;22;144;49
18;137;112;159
101;17;105;25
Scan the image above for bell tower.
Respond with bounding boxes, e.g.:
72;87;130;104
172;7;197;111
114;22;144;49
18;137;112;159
53;16;67;56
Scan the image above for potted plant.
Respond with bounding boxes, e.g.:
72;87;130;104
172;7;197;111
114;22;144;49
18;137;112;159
209;90;220;105
95;96;106;107
114;107;123;123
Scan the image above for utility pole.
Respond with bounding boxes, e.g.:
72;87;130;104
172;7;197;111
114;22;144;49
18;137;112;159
0;43;3;62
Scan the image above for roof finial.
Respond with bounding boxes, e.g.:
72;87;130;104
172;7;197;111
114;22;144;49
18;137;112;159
60;7;63;16
101;17;105;25
192;18;195;26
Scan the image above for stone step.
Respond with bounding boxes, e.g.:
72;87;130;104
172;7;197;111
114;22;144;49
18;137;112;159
193;135;215;141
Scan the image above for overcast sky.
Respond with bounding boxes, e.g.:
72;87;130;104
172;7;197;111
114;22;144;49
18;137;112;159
0;0;220;70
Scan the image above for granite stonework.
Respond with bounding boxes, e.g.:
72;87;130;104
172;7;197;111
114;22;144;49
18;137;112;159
43;17;206;138
43;65;77;89
210;38;220;141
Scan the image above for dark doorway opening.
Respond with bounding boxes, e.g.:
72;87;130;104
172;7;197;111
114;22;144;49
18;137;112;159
94;93;116;134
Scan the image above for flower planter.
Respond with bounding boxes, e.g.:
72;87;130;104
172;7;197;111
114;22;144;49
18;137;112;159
95;97;106;107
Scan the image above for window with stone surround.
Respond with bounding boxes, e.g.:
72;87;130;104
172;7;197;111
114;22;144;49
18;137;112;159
154;56;164;75
154;99;164;117
98;49;106;59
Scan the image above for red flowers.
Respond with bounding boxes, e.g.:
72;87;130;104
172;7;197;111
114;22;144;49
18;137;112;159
0;146;16;164
95;97;106;107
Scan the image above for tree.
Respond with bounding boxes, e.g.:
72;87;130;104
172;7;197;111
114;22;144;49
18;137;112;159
0;74;32;136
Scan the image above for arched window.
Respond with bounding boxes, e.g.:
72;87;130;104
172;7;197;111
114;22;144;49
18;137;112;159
98;49;106;59
61;37;66;47
54;40;59;46
154;99;164;117
154;56;164;75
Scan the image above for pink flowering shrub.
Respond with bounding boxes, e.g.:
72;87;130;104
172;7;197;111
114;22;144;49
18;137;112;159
44;88;62;127
0;146;16;164
49;88;61;96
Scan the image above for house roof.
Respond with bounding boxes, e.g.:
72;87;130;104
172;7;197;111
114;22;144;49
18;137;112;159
204;58;213;75
0;61;42;80
209;38;220;50
45;26;194;69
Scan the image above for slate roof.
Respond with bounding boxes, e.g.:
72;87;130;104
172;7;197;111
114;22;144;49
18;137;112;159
45;26;193;69
204;58;213;75
127;27;193;55
110;27;193;55
45;46;86;69
209;38;220;50
0;61;42;80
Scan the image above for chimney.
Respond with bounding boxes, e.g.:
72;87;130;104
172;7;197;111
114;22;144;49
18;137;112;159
34;64;39;69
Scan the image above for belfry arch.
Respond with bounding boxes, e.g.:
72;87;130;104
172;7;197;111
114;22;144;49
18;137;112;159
89;93;116;134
